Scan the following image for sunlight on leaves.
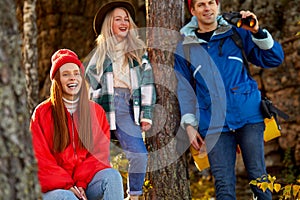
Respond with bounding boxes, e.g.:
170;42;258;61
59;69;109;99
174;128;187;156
250;180;257;185
250;174;300;199
292;185;300;198
274;183;281;193
261;182;269;192
268;182;273;192
283;185;291;199
268;175;276;184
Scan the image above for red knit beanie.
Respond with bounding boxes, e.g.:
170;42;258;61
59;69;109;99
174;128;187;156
50;49;84;80
187;0;219;13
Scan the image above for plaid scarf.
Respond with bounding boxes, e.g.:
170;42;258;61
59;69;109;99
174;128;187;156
85;52;156;130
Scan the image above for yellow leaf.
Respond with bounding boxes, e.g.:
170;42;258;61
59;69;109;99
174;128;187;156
268;182;274;192
261;182;269;192
269;175;276;183
274;183;281;193
250;180;258;186
292;185;300;198
283;185;291;198
267;174;271;180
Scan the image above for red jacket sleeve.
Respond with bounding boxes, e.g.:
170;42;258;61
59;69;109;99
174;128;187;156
30;104;74;193
72;102;111;188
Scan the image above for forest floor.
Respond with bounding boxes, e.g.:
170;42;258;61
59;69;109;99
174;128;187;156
189;165;282;200
110;141;283;199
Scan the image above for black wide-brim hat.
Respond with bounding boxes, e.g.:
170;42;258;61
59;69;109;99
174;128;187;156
93;0;136;36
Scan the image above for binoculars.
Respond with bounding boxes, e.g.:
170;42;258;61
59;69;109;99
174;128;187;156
222;11;256;28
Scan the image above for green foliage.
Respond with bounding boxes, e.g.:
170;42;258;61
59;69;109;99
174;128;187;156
282;148;298;184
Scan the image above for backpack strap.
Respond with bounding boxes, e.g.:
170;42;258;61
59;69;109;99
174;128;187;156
218;39;225;56
218;28;251;76
230;28;251;75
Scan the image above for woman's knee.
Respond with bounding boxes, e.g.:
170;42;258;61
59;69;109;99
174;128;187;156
98;168;123;184
108;168;123;181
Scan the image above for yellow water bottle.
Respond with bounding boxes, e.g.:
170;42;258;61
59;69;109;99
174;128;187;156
190;145;210;171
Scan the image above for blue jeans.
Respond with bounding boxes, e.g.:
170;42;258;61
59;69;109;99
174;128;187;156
42;168;124;200
113;88;148;196
206;122;272;200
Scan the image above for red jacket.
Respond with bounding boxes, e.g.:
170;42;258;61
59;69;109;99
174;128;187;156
30;99;111;193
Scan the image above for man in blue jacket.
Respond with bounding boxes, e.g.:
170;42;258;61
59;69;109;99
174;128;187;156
174;0;284;199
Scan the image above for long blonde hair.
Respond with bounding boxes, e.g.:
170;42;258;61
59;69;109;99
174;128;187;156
95;7;146;74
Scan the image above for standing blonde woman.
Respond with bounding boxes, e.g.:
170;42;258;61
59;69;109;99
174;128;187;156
85;1;156;200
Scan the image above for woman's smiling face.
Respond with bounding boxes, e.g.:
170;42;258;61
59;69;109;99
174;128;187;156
59;63;82;100
112;8;130;42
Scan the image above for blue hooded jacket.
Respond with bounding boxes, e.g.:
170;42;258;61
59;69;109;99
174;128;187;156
174;16;284;136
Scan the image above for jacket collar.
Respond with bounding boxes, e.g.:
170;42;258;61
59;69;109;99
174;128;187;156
181;15;232;45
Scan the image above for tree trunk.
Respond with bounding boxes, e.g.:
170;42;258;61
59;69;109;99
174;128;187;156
0;0;40;199
145;0;191;199
23;0;39;115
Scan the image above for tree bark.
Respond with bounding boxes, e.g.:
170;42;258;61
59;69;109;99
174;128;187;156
145;0;191;199
23;0;39;115
0;0;40;199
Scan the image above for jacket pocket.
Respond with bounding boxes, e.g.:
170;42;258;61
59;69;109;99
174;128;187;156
230;81;255;95
230;81;261;118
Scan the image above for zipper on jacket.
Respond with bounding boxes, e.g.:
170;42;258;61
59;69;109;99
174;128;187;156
70;114;78;159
